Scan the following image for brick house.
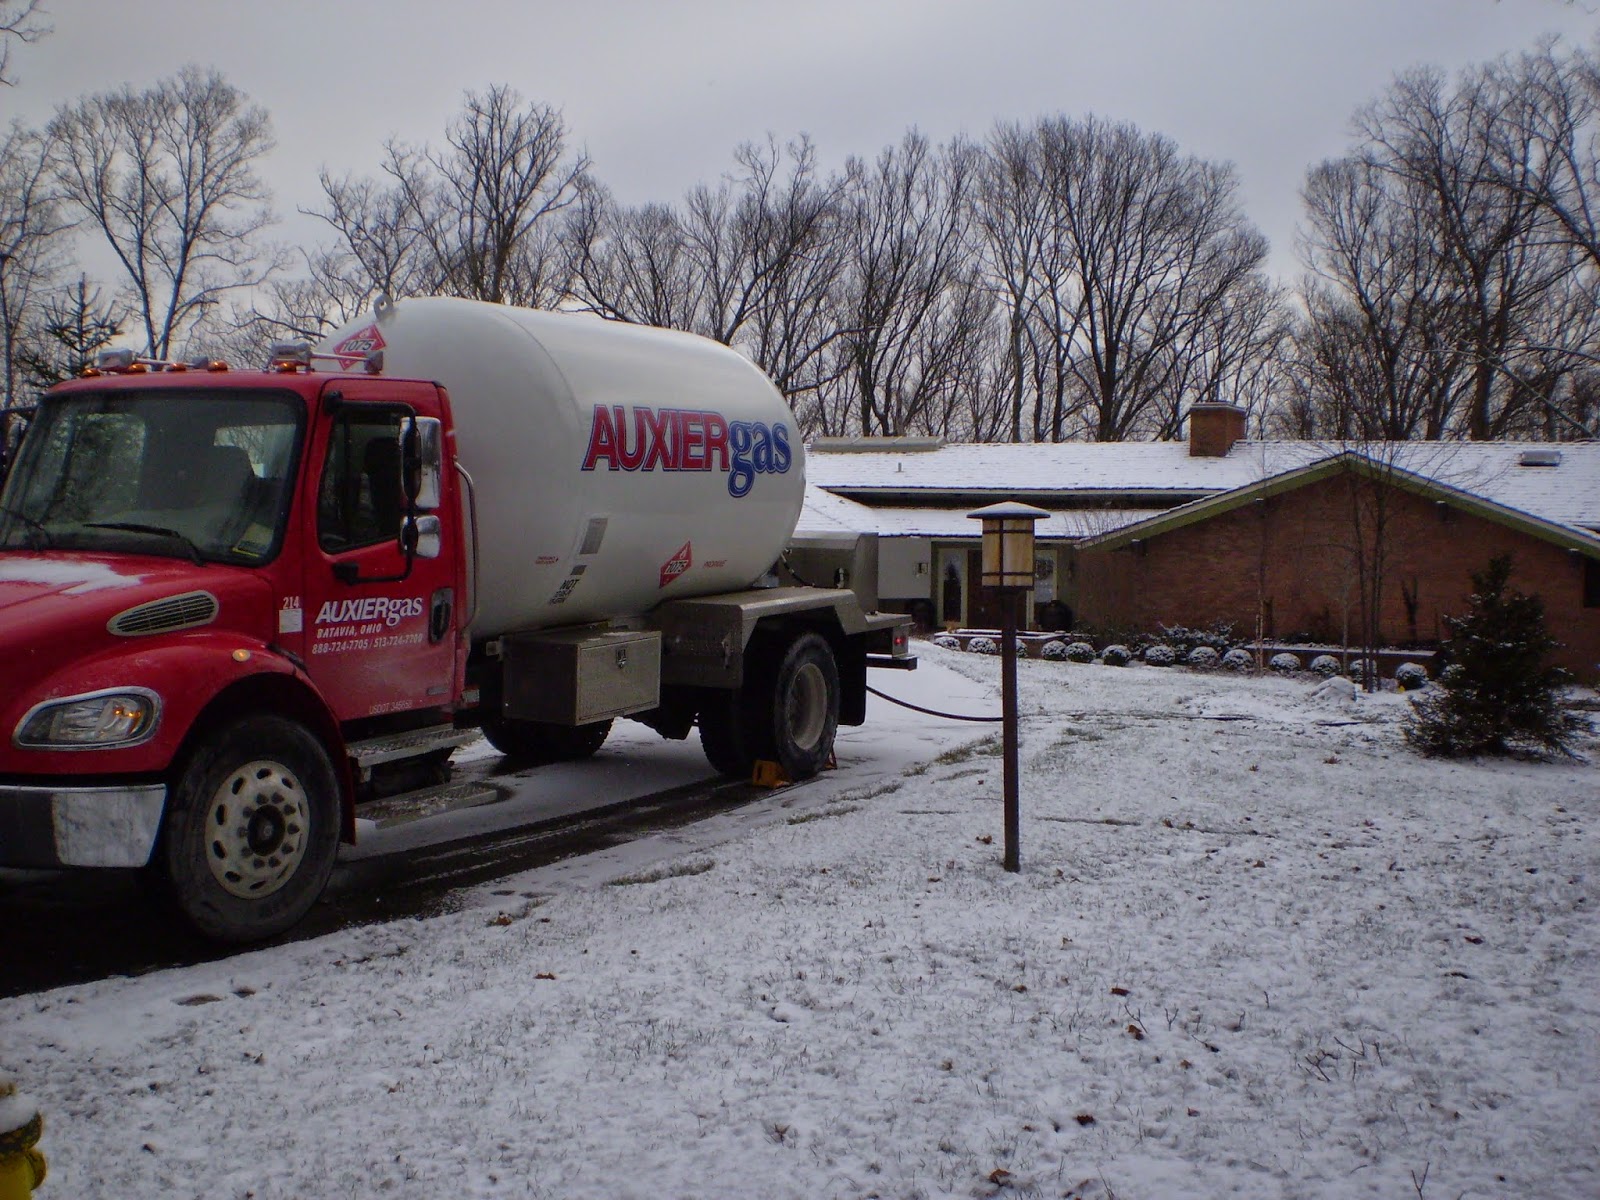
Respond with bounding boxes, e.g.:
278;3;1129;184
802;407;1600;682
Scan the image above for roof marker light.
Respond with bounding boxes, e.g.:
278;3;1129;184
268;341;313;371
94;348;137;373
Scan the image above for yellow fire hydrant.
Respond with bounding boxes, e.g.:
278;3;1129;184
0;1075;46;1196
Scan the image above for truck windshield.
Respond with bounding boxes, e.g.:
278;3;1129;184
0;389;304;565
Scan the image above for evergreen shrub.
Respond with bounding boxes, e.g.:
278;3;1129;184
1405;555;1583;757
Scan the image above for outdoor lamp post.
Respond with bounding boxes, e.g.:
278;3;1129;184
968;501;1050;873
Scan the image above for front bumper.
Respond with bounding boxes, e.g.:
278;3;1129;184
0;783;166;867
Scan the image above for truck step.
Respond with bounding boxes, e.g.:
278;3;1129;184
354;780;504;829
347;725;479;778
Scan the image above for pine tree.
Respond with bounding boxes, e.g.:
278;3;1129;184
1405;555;1584;757
13;277;122;393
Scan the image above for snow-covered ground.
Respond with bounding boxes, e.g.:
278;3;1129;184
3;649;1596;1200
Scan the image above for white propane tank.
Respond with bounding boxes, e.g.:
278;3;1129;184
317;297;805;638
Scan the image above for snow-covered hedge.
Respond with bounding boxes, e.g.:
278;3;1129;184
1101;644;1131;666
1039;639;1069;660
932;634;960;650
1395;662;1429;691
1222;648;1254;671
1309;654;1341;678
1186;645;1220;668
1144;644;1176;666
1065;641;1097;663
1269;652;1302;673
967;636;1000;656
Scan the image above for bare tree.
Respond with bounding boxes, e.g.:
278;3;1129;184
0;119;67;406
570;136;856;428
1157;273;1288;438
1352;59;1579;438
423;85;587;304
314;86;587;309
568;189;704;329
1037;114;1271;442
972;121;1099;443
1298;155;1469;438
309;169;435;308
723;137;853;406
831;131;985;437
0;0;48;88
1501;39;1600;269
49;66;277;359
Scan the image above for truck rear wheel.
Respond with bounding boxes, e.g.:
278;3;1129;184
769;633;839;780
698;691;763;779
699;632;839;782
157;716;340;943
480;713;613;763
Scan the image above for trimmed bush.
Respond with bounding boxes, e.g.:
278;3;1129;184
967;636;1000;655
1347;658;1366;682
1101;644;1131;666
931;634;960;650
1158;621;1237;658
1039;640;1069;660
1269;652;1302;673
1144;644;1176;666
1394;662;1429;691
1186;645;1220;668
1309;654;1341;678
1065;641;1096;663
1221;647;1254;671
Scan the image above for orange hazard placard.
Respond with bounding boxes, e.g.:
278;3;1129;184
330;324;386;370
659;541;692;587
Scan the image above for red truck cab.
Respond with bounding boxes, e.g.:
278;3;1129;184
0;352;467;940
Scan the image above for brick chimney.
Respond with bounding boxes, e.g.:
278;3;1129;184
1187;403;1247;457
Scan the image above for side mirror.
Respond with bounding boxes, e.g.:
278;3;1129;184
405;514;442;559
402;417;443;510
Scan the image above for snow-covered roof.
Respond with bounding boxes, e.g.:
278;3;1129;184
802;439;1600;542
796;488;1149;541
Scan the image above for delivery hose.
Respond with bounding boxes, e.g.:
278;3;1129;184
865;683;1003;723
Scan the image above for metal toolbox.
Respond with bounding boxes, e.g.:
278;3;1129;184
501;628;661;725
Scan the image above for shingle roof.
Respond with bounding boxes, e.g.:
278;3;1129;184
801;439;1600;541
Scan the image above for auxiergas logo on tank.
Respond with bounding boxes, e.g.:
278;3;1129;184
580;405;792;498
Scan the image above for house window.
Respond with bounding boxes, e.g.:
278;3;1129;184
1585;557;1600;609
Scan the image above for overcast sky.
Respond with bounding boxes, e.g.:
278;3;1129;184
4;0;1596;283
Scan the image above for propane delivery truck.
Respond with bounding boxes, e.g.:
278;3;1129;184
0;297;913;942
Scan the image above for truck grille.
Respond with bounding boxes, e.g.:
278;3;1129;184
108;591;220;636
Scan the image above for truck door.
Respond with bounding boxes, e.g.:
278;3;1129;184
301;381;459;723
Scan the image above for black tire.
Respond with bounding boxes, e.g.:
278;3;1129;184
480;711;613;763
699;632;839;781
698;689;765;779
157;716;340;943
769;633;840;780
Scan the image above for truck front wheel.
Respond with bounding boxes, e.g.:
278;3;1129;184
157;716;341;943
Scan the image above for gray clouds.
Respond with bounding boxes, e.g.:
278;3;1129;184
4;0;1593;279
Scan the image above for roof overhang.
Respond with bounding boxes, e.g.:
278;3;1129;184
1074;450;1600;559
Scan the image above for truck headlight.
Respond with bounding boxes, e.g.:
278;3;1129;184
15;688;161;749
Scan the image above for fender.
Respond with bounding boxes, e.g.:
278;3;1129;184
3;633;357;839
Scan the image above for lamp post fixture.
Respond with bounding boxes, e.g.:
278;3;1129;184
968;500;1050;873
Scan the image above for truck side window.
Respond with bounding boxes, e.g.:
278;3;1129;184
318;408;406;553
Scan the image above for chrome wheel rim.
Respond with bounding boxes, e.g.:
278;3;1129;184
787;662;828;752
205;759;310;899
